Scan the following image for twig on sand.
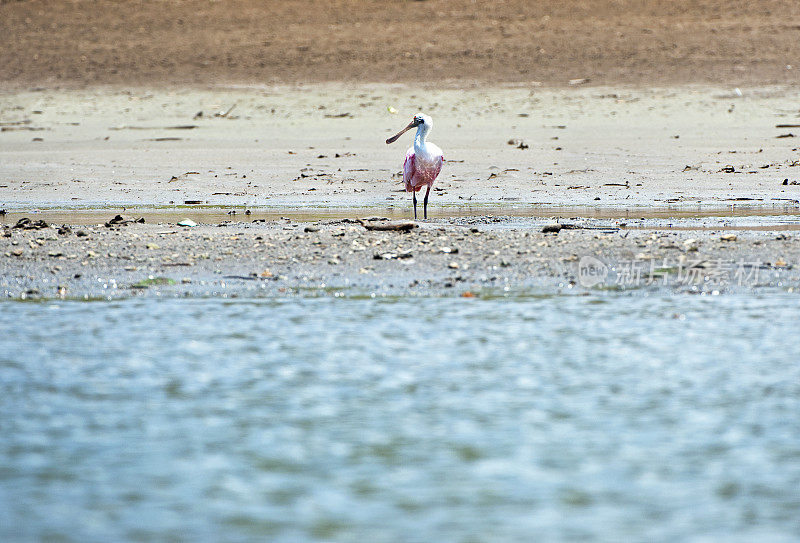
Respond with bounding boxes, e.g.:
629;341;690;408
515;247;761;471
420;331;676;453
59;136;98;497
215;103;237;118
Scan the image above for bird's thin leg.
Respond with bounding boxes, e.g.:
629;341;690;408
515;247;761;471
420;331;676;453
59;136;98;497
412;192;417;220
423;185;431;220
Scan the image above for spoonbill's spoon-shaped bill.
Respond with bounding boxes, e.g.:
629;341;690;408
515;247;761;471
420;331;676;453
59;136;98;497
386;118;421;144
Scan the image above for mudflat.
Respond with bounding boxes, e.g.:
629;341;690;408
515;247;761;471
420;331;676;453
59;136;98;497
2;82;800;300
3;215;800;300
2;1;800;300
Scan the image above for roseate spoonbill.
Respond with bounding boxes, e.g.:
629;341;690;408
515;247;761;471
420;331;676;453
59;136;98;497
386;113;444;220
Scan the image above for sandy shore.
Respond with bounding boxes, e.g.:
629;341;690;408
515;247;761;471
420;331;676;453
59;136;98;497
2;85;800;210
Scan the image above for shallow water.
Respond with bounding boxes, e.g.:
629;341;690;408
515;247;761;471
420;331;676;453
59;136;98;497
3;202;800;227
1;294;800;542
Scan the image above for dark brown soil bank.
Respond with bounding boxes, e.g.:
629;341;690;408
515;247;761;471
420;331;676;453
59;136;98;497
2;0;800;89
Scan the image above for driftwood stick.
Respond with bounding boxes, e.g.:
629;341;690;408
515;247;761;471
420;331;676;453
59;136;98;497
357;219;418;232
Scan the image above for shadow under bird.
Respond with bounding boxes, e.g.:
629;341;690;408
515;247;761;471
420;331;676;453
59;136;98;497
386;113;444;220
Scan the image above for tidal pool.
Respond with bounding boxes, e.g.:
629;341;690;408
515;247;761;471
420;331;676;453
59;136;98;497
1;294;799;542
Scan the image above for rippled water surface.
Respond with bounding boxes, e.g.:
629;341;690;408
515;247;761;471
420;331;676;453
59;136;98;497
2;294;800;542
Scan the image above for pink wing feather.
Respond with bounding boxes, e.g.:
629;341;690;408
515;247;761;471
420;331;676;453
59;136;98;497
432;155;443;181
403;150;443;192
403;149;416;192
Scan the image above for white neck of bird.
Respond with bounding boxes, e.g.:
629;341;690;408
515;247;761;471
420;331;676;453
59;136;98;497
414;124;429;148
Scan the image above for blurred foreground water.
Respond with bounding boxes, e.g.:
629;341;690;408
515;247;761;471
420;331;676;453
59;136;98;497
1;294;799;542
